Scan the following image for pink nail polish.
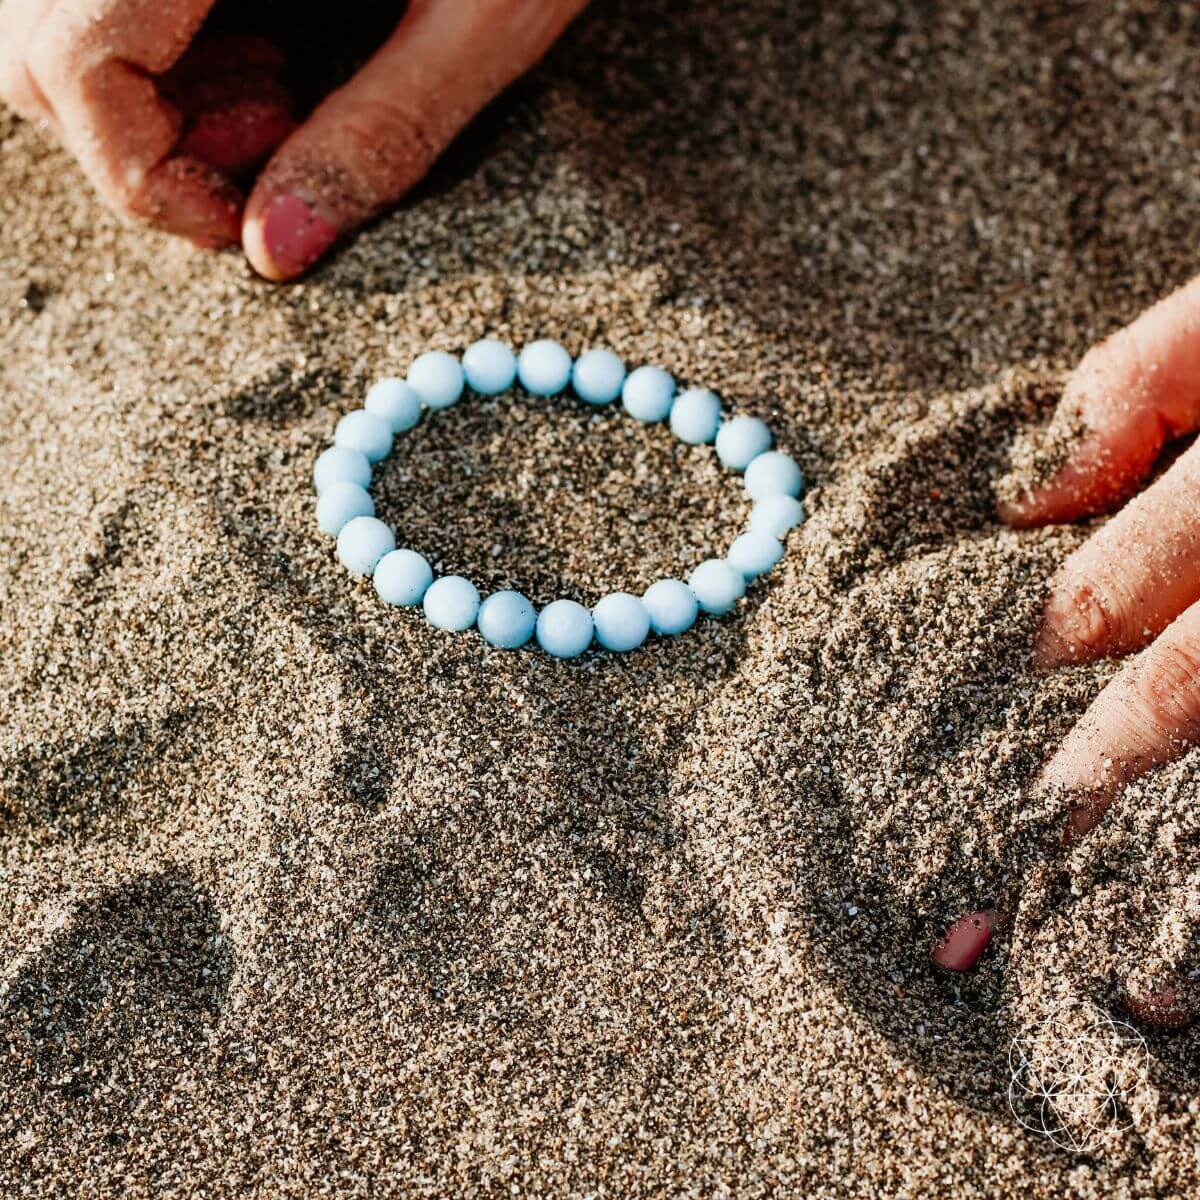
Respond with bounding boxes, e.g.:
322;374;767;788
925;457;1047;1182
260;192;336;277
931;908;995;971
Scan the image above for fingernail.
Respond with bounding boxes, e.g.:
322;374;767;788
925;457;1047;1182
1121;975;1199;1030
931;908;995;971
257;192;336;278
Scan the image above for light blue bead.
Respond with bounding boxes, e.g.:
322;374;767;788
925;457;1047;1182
313;445;371;494
728;531;784;579
744;450;804;501
407;350;464;410
749;494;805;538
715;416;773;471
335;410;393;463
477;590;537;649
571;348;626;406
592;592;650;652
642;579;698;636
365;378;422;433
316;481;374;537
669;387;722;444
517;340;572;396
374;549;433;606
337;516;395;577
621;365;675;423
423;575;481;631
687;559;745;615
536;599;594;658
463;338;517;395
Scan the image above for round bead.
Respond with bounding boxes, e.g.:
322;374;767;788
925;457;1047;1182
423;575;481;632
728;531;784;580
374;548;433;607
407;350;464;410
621;365;676;423
316;481;374;537
669;387;722;445
749;494;805;538
688;559;745;615
313;445;371;494
335;410;393;463
592;592;650;652
571;348;627;406
477;590;537;649
365;378;422;433
463;338;517;396
744;450;804;501
336;516;395;577
536;599;594;659
715;416;773;471
642;579;698;636
517;339;572;397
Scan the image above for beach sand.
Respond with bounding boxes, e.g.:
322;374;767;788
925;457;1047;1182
3;1;1200;1194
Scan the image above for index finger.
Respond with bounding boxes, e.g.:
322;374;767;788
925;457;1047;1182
1001;275;1200;527
25;0;242;244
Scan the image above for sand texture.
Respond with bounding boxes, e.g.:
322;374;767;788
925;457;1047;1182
4;1;1200;1195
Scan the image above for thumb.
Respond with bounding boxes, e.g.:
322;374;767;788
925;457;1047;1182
242;0;587;281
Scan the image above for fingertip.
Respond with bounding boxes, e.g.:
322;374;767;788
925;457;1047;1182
931;908;996;971
999;382;1169;531
1122;976;1199;1030
242;191;338;281
1003;463;1127;531
133;155;243;247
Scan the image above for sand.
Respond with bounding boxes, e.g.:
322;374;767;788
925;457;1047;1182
3;1;1200;1195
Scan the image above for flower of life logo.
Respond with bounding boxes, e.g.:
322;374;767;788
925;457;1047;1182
1007;1003;1151;1153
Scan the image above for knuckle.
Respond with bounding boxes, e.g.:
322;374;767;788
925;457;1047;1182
309;96;440;217
1136;637;1200;735
339;95;438;167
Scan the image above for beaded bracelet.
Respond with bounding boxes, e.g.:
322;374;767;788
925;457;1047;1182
312;338;805;658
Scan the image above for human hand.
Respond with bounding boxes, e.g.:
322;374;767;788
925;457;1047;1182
0;0;586;278
1006;278;1200;839
933;278;1200;1026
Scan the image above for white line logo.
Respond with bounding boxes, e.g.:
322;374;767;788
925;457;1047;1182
1007;1003;1151;1153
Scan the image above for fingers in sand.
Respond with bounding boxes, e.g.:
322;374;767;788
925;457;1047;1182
1039;598;1200;836
1002;274;1200;527
1034;439;1200;666
242;0;589;280
0;2;294;246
